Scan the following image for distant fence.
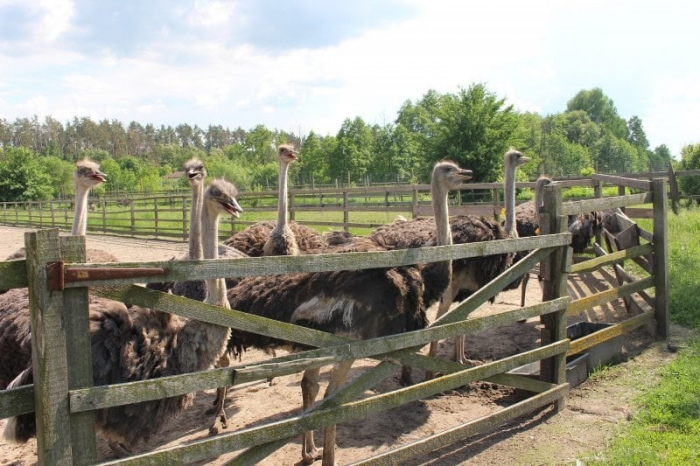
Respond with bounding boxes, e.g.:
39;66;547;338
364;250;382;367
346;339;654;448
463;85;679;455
0;168;695;240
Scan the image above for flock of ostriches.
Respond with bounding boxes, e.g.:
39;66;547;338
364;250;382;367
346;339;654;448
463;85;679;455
0;147;603;465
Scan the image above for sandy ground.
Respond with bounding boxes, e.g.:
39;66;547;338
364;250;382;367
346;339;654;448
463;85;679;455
0;225;690;465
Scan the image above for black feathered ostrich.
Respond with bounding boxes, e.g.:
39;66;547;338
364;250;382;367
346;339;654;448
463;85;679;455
224;144;327;256
224;160;469;466
3;179;242;457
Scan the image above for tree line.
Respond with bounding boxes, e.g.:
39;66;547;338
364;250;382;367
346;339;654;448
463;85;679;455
0;84;686;202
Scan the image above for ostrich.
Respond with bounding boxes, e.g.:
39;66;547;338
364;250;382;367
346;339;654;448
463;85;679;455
224;160;469;465
428;149;529;366
568;211;603;253
147;159;247;300
508;175;554;307
368;150;529;367
224;145;327;256
3;179;242;456
4;159;118;263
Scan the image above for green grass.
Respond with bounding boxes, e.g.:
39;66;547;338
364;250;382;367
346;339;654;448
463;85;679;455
587;207;700;464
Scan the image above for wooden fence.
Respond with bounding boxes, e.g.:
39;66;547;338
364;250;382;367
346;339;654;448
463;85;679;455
1;166;691;239
0;175;669;464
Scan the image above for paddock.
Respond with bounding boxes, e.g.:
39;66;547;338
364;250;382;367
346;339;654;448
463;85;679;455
0;174;668;465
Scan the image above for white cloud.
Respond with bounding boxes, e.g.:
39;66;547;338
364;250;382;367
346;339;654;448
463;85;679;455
36;0;75;42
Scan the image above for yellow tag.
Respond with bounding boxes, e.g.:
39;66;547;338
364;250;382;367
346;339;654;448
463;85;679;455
77;271;89;279
535;228;540;235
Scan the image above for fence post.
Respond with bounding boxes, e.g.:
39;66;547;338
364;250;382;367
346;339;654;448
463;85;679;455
130;200;136;237
182;195;189;241
652;178;670;339
154;199;159;238
289;192;296;222
61;234;99;464
343;190;349;232
668;165;679;215
50;201;55;228
594;180;603;246
24;229;74;464
412;187;418;219
101;199;107;234
540;183;570;411
618;185;626;213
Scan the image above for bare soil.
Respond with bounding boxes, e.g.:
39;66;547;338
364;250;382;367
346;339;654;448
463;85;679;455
0;226;691;465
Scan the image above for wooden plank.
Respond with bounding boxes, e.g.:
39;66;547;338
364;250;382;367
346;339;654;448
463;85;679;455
570;243;653;274
60;237;98;465
0;259;28;290
592;173;652;191
72;294;570;412
614;264;655;307
413;204;496;217
66;234;571;288
652;178;670;338
567;276;654;316
560;192;652;216
351;383;568;466
668;164;680;215
0;385;34;418
567;310;654;356
100;341;569;466
25;229;74;465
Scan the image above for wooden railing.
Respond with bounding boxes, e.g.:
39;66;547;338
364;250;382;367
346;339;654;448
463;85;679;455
0;175;671;464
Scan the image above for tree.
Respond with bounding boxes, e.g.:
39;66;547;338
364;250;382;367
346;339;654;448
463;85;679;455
678;144;700;199
0;147;54;201
567;88;628;139
331;117;374;184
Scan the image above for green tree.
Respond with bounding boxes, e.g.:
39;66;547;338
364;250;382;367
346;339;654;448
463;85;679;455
678;144;700;198
331;117;374;184
567;88;628;139
0;147;54;201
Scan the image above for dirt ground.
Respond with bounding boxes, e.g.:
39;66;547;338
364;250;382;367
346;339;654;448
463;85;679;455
0;225;691;465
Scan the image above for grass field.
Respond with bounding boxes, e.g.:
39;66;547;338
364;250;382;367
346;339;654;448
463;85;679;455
586;207;700;464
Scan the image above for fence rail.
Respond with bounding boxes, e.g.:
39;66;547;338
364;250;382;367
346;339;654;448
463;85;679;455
0;174;670;465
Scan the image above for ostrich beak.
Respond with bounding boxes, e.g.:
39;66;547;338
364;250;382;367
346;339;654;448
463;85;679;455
93;172;107;182
455;169;472;182
222;198;243;218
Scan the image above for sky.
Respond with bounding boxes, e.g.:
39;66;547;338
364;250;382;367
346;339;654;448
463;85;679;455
0;0;698;157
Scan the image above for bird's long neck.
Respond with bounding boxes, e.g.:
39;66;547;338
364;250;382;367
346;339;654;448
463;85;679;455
504;162;517;238
273;160;290;234
176;197;231;374
71;183;90;236
189;181;204;260
201;201;228;308
432;183;452;247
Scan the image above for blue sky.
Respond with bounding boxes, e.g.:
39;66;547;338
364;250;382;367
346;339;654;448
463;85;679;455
1;0;698;157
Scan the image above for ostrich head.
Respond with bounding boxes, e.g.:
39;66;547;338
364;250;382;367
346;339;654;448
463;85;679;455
75;159;106;189
205;179;243;219
504;149;530;171
432;160;472;191
277;144;299;165
184;158;206;187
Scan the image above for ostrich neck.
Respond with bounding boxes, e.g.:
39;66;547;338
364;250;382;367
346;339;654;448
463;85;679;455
200;202;228;307
504;164;517;238
177;198;232;374
189;182;204;260
432;184;452;247
71;184;90;236
274;160;290;233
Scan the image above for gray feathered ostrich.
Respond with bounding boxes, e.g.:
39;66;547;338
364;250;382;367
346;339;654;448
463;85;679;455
225;160;469;466
4;159;118;264
224;144;327;256
147;158;247;300
3;179;242;456
568;210;603;253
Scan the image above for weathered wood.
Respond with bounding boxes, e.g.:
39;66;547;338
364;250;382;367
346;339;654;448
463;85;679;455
351;383;569;466
614;264;655;307
0;385;34;418
71;295;569;412
668;164;680;215
567;310;654;356
567;276;654;316
101;341;569;466
560;192;652;216
66;234;570;288
60;237;98;465
652;178;670;338
0;259;28;290
413;204;496;217
592;173;653;191
25;229;74;465
570;243;653;274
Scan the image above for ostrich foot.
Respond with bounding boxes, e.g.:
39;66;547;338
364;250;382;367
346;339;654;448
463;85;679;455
302;446;322;464
208;387;229;435
267;376;276;386
108;440;132;458
399;365;413;386
209;410;228;436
